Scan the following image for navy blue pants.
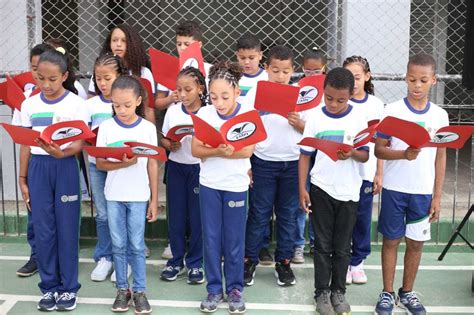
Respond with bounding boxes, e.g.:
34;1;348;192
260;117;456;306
27;210;36;262
245;155;299;263
200;185;247;295
29;155;81;294
350;180;374;266
166;160;202;269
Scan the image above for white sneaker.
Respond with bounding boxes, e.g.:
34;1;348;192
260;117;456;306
291;245;305;264
91;257;113;282
161;244;173;259
345;266;352;285
351;262;368;284
110;264;132;283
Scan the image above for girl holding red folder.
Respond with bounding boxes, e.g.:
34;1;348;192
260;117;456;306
159;67;207;284
191;61;253;314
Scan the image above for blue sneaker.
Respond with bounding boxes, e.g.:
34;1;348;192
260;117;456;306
228;289;246;314
397;289;426;315
200;293;223;313
37;292;57;311
160;265;185;281
56;292;77;311
375;291;395;315
187;267;205;284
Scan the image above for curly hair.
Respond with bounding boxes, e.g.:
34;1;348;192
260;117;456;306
324;67;355;96
100;24;150;76
342;55;374;95
208;60;243;88
178;66;208;107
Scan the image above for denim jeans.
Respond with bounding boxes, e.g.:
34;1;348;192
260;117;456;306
89;163;112;262
245;155;299;263
107;201;147;292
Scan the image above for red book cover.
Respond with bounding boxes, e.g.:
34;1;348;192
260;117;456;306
124;142;168;161
1;120;95;146
295;75;325;112
254;81;298;118
0;81;6;102
299;137;353;162
179;41;206;76
149;47;179;91
353;124;378;148
140;78;155;108
421;125;474;149
376;116;430;148
12;72;35;90
84;146;134;160
191;110;267;151
163;124;194;142
5;75;25;111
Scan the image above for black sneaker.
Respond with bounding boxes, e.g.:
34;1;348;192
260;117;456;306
37;292;57;311
274;260;296;286
16;258;38;277
243;259;257;286
258;248;273;266
133;291;152;314
111;288;131;312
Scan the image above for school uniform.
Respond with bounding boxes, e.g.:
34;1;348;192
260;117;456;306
300;104;368;294
21;90;88;294
96;116;157;292
161;103;202;269
237;68;268;105
377;98;449;242
196;103;251;295
348;93;384;266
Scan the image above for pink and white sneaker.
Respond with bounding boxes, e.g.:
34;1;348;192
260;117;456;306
351;262;368;284
345;266;352;285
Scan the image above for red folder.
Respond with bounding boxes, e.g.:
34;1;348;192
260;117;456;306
191;110;267;151
84;146;134;160
295;75;325;112
163;124;194;142
421;125;474;149
0;81;6;102
1;120;95;146
140;78;155;108
149;48;179;91
124;142;168;161
12;72;35;90
179;41;206;77
5;75;25;111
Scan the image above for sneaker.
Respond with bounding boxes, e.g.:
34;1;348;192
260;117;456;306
91;257;113;282
331;290;351;314
397;289;426;315
16;258;38;277
244;260;257;286
144;244;151;258
187;267;205;284
111;288;132;312
258;247;273;265
133;291;152;314
375;291;395;315
309;246;315;257
228;289;246;314
274;260;296;286
291;245;305;264
111;264;132;283
37;292;57;311
346;266;352;285
200;293;223;313
161;265;185;281
161;243;173;259
56;292;77;311
314;290;333;315
351;262;367;284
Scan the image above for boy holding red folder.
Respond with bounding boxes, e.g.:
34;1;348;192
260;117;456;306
374;54;448;315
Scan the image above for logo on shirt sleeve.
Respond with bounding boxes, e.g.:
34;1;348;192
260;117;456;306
226;122;256;141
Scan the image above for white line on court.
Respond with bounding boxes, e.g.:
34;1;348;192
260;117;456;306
1;255;472;271
0;294;472;314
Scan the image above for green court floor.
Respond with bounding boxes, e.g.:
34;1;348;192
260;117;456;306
0;239;472;314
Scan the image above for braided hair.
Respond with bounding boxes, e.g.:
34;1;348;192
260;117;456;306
177;66;208;107
208;60;243;88
342;55;374;95
92;53;127;95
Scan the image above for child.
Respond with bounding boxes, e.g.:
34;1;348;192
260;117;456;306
299;67;369;315
155;20;212;111
19;49;88;311
293;48;329;263
88;24;156;124
235;33;268;105
374;54;448;315
14;43;56;279
96;75;158;314
87;53;126;282
343;55;385;285
160;66;207;284
301;48;327;77
191;61;253;314
243;45;306;287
